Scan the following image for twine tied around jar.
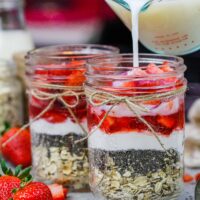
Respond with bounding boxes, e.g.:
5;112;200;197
2;82;88;147
76;85;187;153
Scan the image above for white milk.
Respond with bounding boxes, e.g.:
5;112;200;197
107;0;150;67
0;30;34;60
123;0;142;67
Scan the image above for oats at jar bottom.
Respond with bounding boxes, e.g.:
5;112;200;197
32;133;89;190
89;148;183;200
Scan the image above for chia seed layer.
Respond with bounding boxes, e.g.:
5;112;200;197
32;132;87;151
89;149;179;176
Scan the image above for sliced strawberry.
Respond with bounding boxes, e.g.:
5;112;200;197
183;174;193;183
65;69;86;86
146;63;163;74
30;96;50;108
122;81;135;88
161;64;174;72
101;115;116;133
157;116;176;129
127;68;147;76
42;111;67;123
35;68;72;77
48;184;68;200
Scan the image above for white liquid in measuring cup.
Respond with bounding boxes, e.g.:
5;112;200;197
140;0;200;55
106;0;200;55
0;30;34;60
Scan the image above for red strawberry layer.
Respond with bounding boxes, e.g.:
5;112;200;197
112;62;182;93
29;96;87;123
88;102;184;136
30;60;87;124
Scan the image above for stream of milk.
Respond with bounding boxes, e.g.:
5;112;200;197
122;0;150;67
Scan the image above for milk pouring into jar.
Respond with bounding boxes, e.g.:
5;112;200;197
121;0;151;67
106;0;200;55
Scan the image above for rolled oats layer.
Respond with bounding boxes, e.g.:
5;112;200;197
89;149;183;200
32;132;89;191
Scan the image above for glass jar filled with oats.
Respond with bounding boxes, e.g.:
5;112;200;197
0;60;23;133
26;44;119;191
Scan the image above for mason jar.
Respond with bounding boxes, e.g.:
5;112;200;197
86;54;187;199
0;60;23;132
26;44;119;191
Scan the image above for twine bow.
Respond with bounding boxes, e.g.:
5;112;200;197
2;82;88;147
76;85;187;153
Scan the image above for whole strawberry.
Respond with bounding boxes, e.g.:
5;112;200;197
1;127;32;167
0;160;32;200
13;182;53;200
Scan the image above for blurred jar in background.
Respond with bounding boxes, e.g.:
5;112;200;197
0;60;23;133
25;0;115;45
13;52;29;123
0;0;34;61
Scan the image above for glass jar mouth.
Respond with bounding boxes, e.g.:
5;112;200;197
26;44;120;60
26;44;119;81
86;53;187;91
87;53;186;78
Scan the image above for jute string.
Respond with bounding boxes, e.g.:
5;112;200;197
76;85;187;153
2;82;88;147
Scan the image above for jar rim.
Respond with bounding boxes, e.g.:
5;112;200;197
26;44;120;60
86;53;187;91
26;44;119;80
86;53;186;79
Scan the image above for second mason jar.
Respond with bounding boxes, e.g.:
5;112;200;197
86;54;187;199
26;44;119;191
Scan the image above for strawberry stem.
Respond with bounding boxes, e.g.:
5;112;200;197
0;159;32;182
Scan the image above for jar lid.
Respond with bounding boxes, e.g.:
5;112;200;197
0;60;17;79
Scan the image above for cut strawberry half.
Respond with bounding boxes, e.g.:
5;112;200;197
101;114;116;133
127;68;147;76
146;63;163;74
183;174;193;183
48;184;68;200
65;69;86;86
42;110;67;123
30;96;50;108
161;64;174;72
157;116;176;129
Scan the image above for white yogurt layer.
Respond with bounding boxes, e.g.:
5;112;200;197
92;97;182;117
88;129;184;152
30;118;87;136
